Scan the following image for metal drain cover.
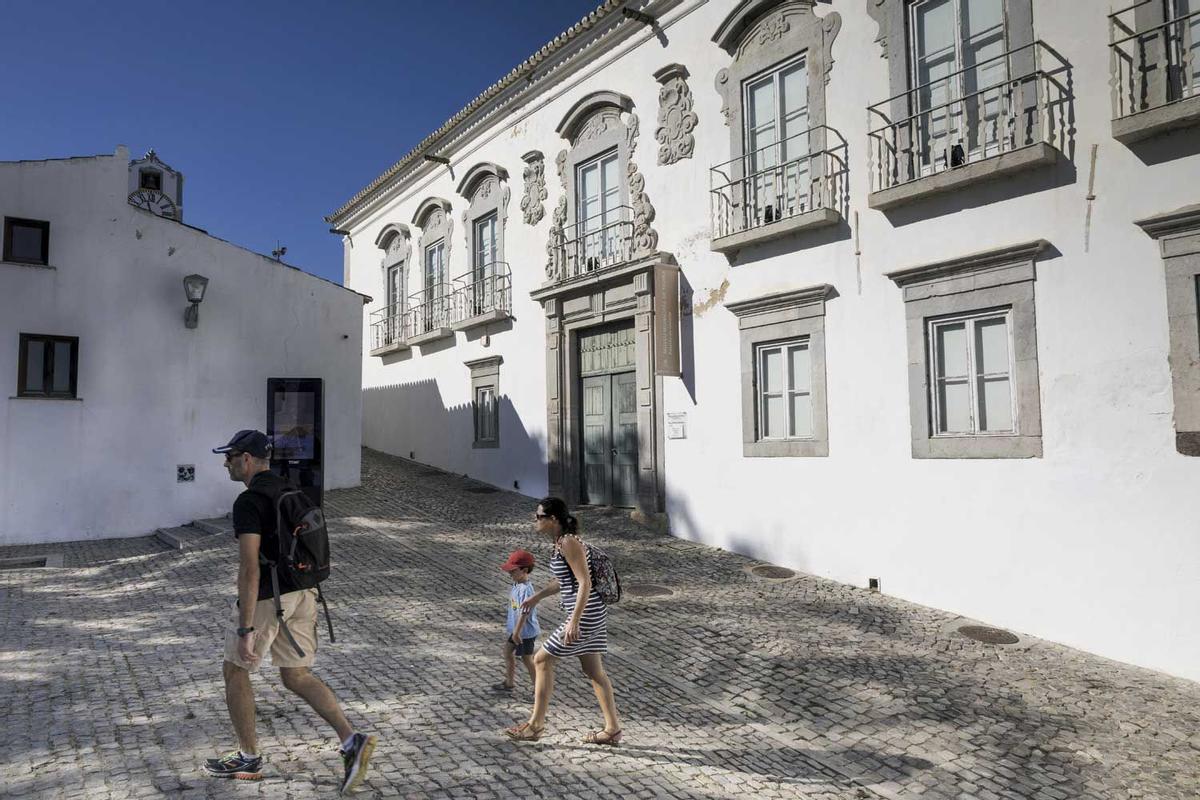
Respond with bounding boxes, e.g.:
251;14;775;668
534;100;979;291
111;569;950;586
958;625;1019;645
751;565;796;580
624;584;674;598
465;486;498;494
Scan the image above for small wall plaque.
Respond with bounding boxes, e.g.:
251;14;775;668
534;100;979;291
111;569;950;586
177;465;195;483
667;412;687;439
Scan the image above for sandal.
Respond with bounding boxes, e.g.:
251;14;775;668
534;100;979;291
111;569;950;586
504;721;545;741
492;682;515;692
582;729;622;746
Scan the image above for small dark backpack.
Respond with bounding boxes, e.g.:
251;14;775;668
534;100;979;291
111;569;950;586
252;484;334;657
587;543;622;605
565;540;622;605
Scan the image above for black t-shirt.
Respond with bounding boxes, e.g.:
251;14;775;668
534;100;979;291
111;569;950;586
232;471;299;601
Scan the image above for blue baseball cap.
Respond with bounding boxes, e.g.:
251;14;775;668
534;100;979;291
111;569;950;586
213;429;273;459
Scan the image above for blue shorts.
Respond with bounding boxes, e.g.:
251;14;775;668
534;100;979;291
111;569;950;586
505;636;537;656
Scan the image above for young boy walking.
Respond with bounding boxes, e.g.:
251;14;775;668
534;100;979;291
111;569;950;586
495;549;540;692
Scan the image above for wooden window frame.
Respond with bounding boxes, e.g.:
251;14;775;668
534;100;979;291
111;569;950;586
926;307;1017;437
474;384;498;445
4;217;50;265
17;333;79;399
754;337;814;442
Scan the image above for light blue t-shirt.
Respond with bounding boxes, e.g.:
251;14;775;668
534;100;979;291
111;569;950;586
506;582;540;639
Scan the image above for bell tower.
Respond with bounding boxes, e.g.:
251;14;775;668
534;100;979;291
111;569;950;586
127;150;184;221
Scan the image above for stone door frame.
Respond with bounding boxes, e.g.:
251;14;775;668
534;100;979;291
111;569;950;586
534;253;676;515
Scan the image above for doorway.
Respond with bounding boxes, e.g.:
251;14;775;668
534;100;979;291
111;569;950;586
577;322;638;507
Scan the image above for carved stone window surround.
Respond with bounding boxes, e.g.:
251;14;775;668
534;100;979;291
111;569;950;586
455;164;513;331
1136;204;1200;455
545;90;659;284
466;355;503;449
886;240;1049;459
409;197;455;346
727;284;834;457
370;223;412;356
710;1;844;252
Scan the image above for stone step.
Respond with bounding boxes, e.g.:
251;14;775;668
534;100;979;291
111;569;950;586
194;517;233;536
156;525;214;551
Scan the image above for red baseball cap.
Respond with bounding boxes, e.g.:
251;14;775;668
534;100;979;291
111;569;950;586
500;549;535;571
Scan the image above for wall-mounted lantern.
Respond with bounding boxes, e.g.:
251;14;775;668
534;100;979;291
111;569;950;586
183;273;209;329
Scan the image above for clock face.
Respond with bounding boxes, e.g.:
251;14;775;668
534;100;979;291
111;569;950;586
128;188;177;219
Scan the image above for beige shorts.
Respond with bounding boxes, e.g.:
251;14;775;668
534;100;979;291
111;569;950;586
223;589;318;672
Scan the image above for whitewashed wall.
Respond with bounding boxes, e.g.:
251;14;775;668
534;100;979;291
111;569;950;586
345;1;1200;681
0;148;363;544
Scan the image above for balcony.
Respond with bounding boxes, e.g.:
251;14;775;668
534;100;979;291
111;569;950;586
709;126;846;254
451;261;512;331
1110;0;1200;143
867;41;1069;211
368;304;408;356
547;206;635;285
406;284;453;346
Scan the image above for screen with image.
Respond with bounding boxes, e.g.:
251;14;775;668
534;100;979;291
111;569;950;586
271;390;316;460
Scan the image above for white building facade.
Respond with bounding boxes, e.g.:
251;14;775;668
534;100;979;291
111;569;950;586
331;0;1200;681
2;147;364;545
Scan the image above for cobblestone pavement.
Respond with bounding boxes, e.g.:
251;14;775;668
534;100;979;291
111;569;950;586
2;448;1198;799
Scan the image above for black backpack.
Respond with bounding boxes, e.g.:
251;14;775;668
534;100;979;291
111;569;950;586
252;483;334;657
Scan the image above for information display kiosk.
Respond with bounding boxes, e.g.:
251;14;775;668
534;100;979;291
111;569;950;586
266;377;324;507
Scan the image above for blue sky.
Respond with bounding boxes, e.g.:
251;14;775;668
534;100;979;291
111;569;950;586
0;0;602;285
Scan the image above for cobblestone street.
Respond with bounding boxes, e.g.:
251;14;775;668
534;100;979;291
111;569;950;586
2;448;1198;799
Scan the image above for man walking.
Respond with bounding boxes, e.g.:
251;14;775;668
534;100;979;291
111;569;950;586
204;429;375;793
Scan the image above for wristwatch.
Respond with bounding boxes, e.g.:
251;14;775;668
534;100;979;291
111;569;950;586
236;626;255;637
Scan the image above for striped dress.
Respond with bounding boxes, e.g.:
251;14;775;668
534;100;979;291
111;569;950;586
542;534;608;657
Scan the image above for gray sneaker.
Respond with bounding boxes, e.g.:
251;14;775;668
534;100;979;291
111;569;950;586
340;733;376;794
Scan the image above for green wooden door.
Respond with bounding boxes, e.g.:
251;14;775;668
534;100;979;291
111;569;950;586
582;374;613;506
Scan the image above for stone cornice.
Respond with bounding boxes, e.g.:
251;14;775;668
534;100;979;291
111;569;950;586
886;240;1050;288
1135;204;1200;240
455;162;508;198
652;62;690;82
411;197;452;227
555;90;635;139
726;284;835;318
326;0;684;228
464;355;504;370
712;0;818;54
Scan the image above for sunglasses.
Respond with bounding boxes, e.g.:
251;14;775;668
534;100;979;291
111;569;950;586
223;451;245;462
534;512;551;520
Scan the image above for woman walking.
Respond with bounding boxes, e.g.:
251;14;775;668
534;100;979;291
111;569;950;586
503;497;622;744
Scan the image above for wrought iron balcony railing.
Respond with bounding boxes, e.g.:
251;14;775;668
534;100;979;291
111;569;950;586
709;125;847;242
451;261;511;324
1110;0;1200;119
407;283;453;338
868;41;1070;192
548;205;634;282
369;303;406;351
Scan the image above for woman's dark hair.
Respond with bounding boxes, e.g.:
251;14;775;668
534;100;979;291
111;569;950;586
537;497;578;535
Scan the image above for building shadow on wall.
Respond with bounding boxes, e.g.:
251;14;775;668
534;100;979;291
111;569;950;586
1125;127;1200;166
362;379;546;493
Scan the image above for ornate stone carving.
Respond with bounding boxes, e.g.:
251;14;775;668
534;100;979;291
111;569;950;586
757;11;791;45
713;3;842;154
546;150;568;281
578;109;622;144
626;114;659;256
520;151;547;226
654;64;699;165
715;69;732;126
866;0;890;58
